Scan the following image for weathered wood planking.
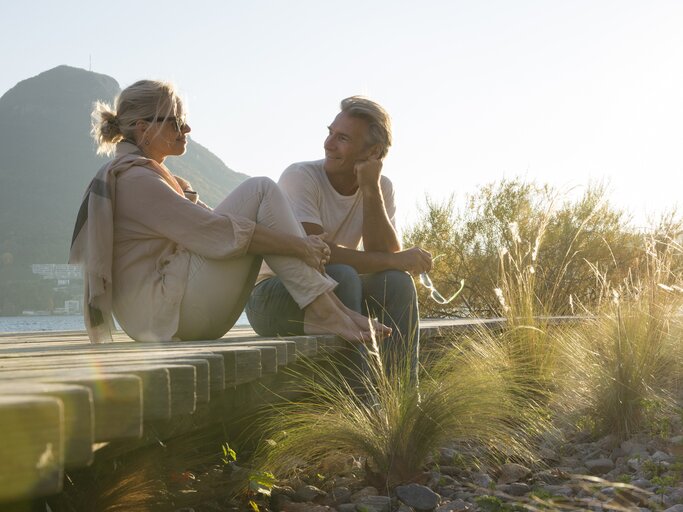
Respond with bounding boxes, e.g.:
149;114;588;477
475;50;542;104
0;328;340;502
0;319;516;502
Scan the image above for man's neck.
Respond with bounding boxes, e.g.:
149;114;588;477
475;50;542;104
324;168;358;196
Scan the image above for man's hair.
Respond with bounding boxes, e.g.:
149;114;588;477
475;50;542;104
340;96;392;159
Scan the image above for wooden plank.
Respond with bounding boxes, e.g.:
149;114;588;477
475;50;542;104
221;339;295;367
0;363;172;422
282;335;319;357
0;395;63;501
0;382;93;468
0;371;142;442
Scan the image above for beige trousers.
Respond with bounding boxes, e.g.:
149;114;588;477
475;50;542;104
175;177;336;340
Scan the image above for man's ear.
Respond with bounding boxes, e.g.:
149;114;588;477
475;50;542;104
367;144;382;160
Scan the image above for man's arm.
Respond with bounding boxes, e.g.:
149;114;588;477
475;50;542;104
302;222;432;275
355;159;401;253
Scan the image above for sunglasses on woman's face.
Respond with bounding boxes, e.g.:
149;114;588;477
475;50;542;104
145;116;187;132
418;272;464;305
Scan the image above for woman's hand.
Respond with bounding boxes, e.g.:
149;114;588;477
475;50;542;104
299;234;331;272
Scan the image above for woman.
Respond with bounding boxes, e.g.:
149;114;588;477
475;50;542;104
70;79;385;343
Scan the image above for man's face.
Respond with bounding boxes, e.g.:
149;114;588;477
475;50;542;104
323;112;374;176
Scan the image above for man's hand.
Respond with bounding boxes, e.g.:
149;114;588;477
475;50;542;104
354;158;383;190
391;247;433;275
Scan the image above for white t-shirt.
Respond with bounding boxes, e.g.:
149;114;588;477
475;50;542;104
257;159;396;281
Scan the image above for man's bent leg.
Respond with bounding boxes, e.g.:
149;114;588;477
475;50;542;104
324;264;363;312
361;270;419;381
323;264;371;382
246;278;304;336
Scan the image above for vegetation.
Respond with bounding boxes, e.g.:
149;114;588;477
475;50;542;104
46;178;683;511
254;178;683;495
404;179;643;318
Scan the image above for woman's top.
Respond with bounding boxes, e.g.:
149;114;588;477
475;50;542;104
70;142;255;342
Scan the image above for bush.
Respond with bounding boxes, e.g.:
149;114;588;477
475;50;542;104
404;179;642;318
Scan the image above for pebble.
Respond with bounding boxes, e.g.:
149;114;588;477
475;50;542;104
663;506;683;512
294;484;327;502
355;495;392;512
436;499;469;512
497;463;531;484
350;487;378;501
326;486;352;505
585;458;615;475
470;472;493;488
652;450;674;463
396;483;440;511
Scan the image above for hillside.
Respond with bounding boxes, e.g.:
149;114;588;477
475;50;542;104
0;65;249;314
0;65;248;265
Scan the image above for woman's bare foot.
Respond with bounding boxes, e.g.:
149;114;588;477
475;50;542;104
327;292;393;338
303;292;373;343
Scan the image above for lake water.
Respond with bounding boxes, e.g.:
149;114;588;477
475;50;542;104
0;312;250;333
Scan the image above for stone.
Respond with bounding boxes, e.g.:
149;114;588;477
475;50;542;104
621;440;649;457
538;485;574;497
396;483;440;511
436;499;469;512
539;446;559;461
295;485;327;503
351;487;379;501
326;486;352;505
652;450;673;463
503;483;531;497
356;495;392;512
440;447;459;464
439;466;464;477
670;435;683;445
663;505;683;512
585;458;615;475
497;463;531;484
669;488;683;503
396;505;412;512
470;472;493;489
281;503;333;512
535;468;570;485
337;505;357;512
631;478;652;490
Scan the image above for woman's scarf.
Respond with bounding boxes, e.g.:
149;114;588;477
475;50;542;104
69;143;184;343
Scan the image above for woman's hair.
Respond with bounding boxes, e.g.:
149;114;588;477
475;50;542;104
340;96;392;159
91;79;184;156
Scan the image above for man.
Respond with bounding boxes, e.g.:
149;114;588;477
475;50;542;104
246;96;432;377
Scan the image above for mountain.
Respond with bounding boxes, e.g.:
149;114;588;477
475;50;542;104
0;65;249;267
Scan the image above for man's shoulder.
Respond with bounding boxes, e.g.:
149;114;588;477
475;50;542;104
282;159;325;178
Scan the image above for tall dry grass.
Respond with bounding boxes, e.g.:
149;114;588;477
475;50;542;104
556;236;683;439
257;332;547;489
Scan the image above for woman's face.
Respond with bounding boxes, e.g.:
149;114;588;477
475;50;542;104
138;103;191;163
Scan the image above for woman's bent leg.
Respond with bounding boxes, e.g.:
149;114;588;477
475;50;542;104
176;253;261;340
214;177;336;306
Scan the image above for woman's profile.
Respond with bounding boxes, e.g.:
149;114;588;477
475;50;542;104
70;79;388;343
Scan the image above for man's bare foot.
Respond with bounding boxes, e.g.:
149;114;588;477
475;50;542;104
327;292;392;338
303;292;373;343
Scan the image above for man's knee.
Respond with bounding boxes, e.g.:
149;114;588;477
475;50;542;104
381;270;417;302
325;264;362;311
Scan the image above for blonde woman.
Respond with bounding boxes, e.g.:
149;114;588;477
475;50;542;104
70;79;384;343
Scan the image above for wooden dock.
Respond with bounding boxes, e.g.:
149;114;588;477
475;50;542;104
0;319;506;503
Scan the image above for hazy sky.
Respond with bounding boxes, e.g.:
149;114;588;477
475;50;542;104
2;1;682;231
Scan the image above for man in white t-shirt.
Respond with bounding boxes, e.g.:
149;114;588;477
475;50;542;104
246;96;432;379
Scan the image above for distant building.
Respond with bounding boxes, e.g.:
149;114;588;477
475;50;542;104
65;300;81;314
31;264;82;281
